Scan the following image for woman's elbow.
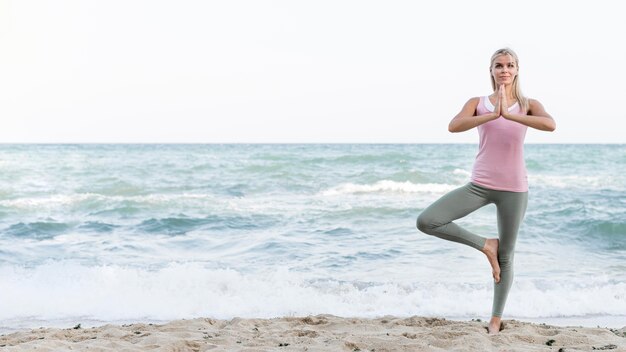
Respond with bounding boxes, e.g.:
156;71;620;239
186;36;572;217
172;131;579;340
448;123;460;133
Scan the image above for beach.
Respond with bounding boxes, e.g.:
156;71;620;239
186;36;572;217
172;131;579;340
1;144;625;349
1;315;625;351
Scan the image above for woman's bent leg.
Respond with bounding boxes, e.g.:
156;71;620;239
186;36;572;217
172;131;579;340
416;183;490;251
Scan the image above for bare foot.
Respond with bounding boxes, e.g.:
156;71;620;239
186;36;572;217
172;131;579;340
487;316;504;335
482;238;500;283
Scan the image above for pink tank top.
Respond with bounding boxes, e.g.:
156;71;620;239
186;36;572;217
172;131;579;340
470;96;528;192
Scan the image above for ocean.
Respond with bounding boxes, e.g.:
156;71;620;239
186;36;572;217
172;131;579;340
0;144;624;332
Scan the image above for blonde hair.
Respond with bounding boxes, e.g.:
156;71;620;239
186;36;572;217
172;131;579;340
490;48;529;113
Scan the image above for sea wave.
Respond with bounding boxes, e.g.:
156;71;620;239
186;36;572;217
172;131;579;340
0;214;279;240
529;174;624;190
321;181;458;196
0;193;220;210
136;215;277;235
4;221;72;239
1;263;623;326
453;168;471;177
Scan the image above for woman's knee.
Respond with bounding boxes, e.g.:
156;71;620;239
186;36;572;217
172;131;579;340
416;212;435;232
498;252;515;271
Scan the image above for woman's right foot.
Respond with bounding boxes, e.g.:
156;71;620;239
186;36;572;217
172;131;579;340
482;238;500;283
487;317;504;335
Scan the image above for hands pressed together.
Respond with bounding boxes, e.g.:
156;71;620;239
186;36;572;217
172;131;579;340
491;84;513;120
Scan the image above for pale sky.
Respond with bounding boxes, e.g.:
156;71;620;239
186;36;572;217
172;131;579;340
1;0;624;143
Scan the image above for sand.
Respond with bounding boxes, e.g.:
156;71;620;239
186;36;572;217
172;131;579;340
1;315;624;351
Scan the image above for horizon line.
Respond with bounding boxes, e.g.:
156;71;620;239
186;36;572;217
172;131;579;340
1;142;624;145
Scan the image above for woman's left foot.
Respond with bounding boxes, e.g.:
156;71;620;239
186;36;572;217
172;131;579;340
482;238;501;283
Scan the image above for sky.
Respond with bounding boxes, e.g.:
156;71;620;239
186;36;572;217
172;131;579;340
1;0;625;143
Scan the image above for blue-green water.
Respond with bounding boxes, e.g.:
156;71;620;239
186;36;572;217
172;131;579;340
0;144;624;330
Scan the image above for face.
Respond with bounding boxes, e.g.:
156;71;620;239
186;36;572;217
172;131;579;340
491;54;518;86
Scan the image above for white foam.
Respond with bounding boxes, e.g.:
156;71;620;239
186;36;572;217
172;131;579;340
0;194;99;208
529;174;623;190
321;181;458;196
0;193;220;209
1;263;624;328
507;279;626;318
453;169;471;177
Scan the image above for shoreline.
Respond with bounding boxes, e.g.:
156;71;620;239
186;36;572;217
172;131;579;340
2;315;624;351
3;314;625;335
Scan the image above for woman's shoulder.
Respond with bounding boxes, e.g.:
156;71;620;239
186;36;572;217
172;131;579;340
527;97;547;105
463;96;482;106
526;97;550;116
526;97;545;110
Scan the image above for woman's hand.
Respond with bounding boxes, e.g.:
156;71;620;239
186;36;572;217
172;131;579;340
496;87;556;131
493;93;501;117
499;84;511;119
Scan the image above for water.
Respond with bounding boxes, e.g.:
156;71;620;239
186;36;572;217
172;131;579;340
0;144;624;332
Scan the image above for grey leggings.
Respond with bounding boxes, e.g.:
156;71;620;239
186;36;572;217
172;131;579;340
416;182;528;317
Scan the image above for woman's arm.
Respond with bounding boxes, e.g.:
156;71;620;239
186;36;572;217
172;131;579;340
448;97;499;133
502;97;556;132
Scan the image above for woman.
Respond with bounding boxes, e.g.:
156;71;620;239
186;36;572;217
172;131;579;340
416;48;556;334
